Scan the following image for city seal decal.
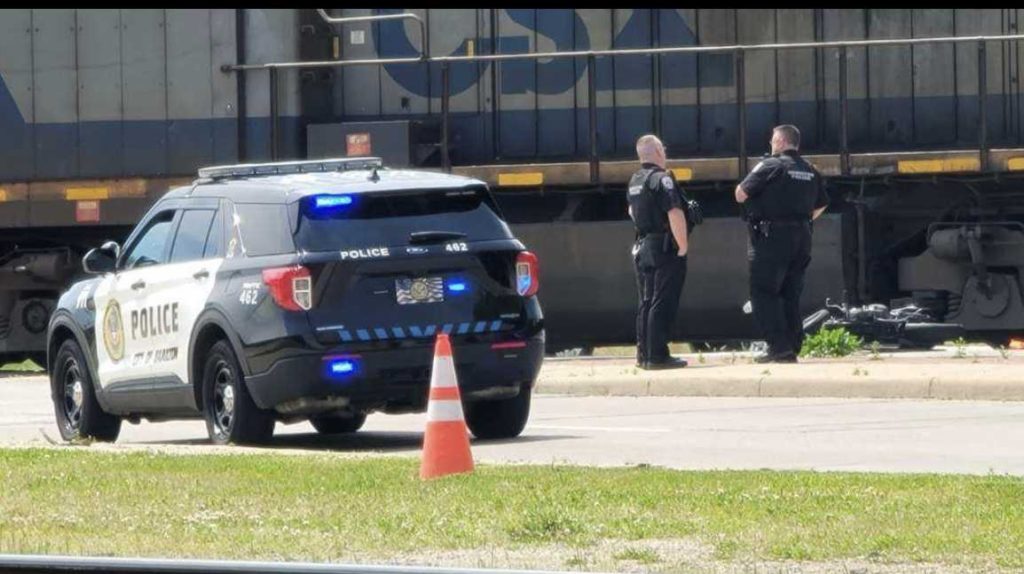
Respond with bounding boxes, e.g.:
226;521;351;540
102;299;125;362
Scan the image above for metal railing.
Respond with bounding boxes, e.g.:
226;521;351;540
222;13;1024;182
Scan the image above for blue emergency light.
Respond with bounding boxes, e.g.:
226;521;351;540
447;280;468;293
313;195;353;209
324;357;359;379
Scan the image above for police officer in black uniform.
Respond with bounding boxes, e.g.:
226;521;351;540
628;135;692;370
735;125;829;363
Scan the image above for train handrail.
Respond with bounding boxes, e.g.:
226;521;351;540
314;9;427;63
227;33;1024;71
221;23;1024;179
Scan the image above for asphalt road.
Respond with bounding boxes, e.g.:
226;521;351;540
3;374;1024;475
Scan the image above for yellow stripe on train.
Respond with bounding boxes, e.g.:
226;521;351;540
670;168;693;181
65;187;110;201
497;172;544;186
897;157;980;174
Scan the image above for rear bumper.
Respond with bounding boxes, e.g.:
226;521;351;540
244;333;545;414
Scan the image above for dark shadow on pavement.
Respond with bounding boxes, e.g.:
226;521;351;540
139;431;576;452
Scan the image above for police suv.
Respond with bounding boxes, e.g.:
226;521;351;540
47;158;544;445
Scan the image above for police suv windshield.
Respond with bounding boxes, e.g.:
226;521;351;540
292;185;513;252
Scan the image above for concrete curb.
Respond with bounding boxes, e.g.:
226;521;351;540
535;357;1024;401
537;376;1024;401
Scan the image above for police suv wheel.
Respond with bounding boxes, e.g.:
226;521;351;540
201;340;274;446
52;339;121;442
310;413;367;434
464;386;532;440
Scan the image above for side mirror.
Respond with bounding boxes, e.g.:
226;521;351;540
82;242;120;275
101;240;121;261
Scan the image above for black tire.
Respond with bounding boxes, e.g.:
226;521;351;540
310;413;367;434
464;386;532;440
201;340;275;446
51;339;121;442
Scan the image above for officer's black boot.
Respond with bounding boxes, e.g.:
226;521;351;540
643;356;689;370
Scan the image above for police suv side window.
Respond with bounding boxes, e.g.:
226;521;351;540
203;207;226;258
123;211;177;270
234;203;294;256
169;210;216;264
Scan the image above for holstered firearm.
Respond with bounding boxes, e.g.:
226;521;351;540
748;218;771;239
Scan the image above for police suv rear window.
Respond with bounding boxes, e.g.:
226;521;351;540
292;186;512;252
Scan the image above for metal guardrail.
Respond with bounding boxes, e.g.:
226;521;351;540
0;555;599;574
221;12;1024;181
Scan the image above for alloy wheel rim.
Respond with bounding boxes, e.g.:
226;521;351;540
62;359;84;431
212;360;235;438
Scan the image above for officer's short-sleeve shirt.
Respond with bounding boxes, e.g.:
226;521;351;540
654;172;685;213
740;153;830;219
739;158;782;199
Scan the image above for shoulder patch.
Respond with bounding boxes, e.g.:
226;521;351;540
660;175;674;190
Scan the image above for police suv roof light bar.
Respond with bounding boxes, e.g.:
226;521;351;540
197;157;384;181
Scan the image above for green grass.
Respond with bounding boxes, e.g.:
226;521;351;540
0;359;43;373
1;449;1023;568
613;547;662;564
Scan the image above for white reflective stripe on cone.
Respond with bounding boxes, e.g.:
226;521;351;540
427;399;465;422
430;356;458;388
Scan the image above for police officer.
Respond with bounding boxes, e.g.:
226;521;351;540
735;125;829;363
628;135;690;370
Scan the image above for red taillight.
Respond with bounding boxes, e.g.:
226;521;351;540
262;266;312;311
515;251;539;297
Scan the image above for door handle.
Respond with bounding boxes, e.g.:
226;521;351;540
131;280;146;291
193;269;210;280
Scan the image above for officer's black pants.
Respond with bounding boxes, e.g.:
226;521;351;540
749;225;812;357
635;255;688;363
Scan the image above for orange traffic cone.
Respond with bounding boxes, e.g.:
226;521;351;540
420;333;475;480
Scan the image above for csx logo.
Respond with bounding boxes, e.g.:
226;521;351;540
373;9;733;98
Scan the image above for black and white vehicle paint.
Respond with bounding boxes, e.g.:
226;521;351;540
46;158;545;445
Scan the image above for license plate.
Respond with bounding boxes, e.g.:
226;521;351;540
395;277;444;305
